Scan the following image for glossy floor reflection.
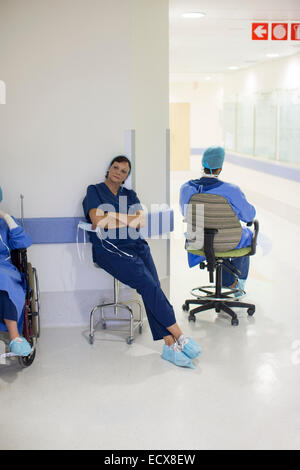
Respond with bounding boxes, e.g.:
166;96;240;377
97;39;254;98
0;164;300;450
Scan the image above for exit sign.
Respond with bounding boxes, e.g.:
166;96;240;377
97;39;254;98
252;21;300;41
252;23;268;40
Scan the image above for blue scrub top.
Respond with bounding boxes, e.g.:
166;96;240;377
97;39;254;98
82;182;143;247
0;218;32;332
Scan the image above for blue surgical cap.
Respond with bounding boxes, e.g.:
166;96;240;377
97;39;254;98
0;186;2;202
202;146;225;170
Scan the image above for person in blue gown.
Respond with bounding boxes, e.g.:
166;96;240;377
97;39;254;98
83;155;202;369
179;146;256;295
0;186;32;356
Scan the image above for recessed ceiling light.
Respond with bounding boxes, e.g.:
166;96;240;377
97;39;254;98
228;66;239;70
182;12;206;19
266;53;279;58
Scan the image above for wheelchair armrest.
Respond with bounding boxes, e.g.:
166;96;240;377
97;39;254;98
11;249;28;272
248;219;259;256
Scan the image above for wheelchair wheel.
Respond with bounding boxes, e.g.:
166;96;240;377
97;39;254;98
27;264;41;338
18;336;36;368
18;348;36;368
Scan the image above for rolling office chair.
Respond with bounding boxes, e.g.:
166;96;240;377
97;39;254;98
182;193;259;326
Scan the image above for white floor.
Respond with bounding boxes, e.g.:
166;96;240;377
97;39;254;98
1;163;300;450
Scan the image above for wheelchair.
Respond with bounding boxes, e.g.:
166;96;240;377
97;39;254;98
8;248;41;367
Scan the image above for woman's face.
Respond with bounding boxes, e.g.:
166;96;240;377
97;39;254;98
107;161;130;185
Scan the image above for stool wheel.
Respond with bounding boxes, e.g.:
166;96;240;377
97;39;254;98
231;318;239;326
126;337;134;345
139;324;143;334
182;303;189;312
247;307;255;316
101;321;107;329
89;335;94;345
188;313;196;322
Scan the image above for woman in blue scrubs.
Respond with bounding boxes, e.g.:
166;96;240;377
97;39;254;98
0;187;32;356
83;156;202;369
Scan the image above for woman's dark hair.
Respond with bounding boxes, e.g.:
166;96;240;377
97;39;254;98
105;155;131;182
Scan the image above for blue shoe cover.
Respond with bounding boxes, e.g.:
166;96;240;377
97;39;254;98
161;344;195;369
182;338;202;359
9;337;32;357
234;279;246;298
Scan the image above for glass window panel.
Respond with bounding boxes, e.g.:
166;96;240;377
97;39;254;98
236;101;254;155
254;92;277;160
279;89;300;165
223;102;236;151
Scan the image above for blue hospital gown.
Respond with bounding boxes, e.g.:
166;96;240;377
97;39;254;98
0;218;32;332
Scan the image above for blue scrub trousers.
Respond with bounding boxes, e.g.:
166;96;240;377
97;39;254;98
0;290;18;323
92;239;176;341
222;256;250;287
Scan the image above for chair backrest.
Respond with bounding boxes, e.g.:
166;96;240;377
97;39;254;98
186;193;242;252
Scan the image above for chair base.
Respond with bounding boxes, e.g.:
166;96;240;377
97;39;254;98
182;262;255;326
89;279;143;345
183;297;255;326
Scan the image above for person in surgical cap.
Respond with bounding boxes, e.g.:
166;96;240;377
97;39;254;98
179;146;256;296
0;186;32;356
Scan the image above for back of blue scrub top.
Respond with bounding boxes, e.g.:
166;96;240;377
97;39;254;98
180;177;256;267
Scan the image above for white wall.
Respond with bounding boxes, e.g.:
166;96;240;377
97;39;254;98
131;0;169;208
223;52;300;99
0;80;6;104
170;52;300;149
170;80;223;149
0;0;169;327
0;0;134;217
222;52;300;164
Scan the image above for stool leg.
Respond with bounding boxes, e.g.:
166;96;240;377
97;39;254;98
137;301;143;333
89;305;99;344
114;278;119;317
125;306;134;345
101;306;106;329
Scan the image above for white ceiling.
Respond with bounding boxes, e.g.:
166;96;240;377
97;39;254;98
170;0;300;79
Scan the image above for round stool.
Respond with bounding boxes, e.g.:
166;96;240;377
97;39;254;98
89;267;143;345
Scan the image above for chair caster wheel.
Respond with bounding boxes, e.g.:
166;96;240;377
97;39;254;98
89;335;94;344
126;337;134;345
188;313;196;322
247;307;255;316
231;318;239;326
182;303;189;312
215;307;221;313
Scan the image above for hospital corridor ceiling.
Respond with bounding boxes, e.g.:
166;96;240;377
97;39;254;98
170;0;300;79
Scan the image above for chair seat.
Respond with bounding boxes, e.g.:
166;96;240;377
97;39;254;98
187;246;251;258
